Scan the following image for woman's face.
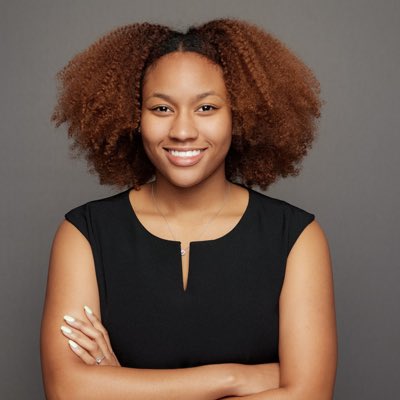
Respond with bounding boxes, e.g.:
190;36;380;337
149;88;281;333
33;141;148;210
140;51;232;188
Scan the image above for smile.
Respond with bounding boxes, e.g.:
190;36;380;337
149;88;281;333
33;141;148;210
168;149;202;157
163;148;207;166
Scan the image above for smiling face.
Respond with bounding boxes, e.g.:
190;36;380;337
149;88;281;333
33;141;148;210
140;51;232;188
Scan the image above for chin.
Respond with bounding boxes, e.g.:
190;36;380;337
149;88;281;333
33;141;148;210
154;159;225;189
159;171;209;189
169;178;204;189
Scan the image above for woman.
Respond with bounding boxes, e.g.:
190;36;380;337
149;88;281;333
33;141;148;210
40;18;337;399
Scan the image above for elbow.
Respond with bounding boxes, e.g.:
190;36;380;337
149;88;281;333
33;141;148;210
43;386;68;400
284;385;335;400
42;366;87;400
278;380;334;400
42;377;64;400
43;378;76;400
44;380;85;400
281;369;336;399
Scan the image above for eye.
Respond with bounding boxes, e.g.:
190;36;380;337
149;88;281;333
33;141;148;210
197;104;218;112
150;105;172;113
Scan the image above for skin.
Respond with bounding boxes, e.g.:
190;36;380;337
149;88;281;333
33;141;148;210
40;51;337;399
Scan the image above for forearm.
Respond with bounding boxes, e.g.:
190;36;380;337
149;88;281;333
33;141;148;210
45;362;237;400
220;364;332;400
220;386;332;400
220;387;289;399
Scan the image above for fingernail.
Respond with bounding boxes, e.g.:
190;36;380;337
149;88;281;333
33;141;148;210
84;305;93;315
68;339;79;349
64;315;75;323
60;325;72;334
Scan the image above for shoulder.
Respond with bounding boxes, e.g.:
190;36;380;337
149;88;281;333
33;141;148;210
65;187;131;216
286;217;329;266
249;188;317;254
250;187;314;217
62;187;132;242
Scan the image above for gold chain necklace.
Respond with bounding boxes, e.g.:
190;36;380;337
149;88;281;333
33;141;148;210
151;181;231;256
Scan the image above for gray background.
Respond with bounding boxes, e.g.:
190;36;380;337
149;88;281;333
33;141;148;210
1;1;399;398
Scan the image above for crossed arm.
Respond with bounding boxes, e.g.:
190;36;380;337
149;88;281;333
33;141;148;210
40;218;337;399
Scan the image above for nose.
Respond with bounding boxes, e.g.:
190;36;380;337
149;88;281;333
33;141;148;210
168;111;199;141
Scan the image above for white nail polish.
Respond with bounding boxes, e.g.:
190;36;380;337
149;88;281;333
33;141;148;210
68;339;79;349
84;305;93;315
60;325;72;334
64;315;75;323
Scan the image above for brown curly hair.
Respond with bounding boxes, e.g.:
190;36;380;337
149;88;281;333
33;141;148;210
51;18;322;191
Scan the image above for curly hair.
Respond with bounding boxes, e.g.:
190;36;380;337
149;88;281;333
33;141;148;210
51;18;322;191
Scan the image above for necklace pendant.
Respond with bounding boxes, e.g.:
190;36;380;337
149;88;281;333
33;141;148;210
180;248;186;256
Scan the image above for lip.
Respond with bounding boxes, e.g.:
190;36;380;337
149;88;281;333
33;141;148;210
163;147;208;151
164;148;207;167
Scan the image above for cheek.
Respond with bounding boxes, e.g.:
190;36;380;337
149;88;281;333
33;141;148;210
200;116;232;144
140;119;170;150
141;115;167;137
139;135;163;170
141;136;162;167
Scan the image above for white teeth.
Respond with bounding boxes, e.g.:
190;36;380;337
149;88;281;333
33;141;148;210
169;149;202;157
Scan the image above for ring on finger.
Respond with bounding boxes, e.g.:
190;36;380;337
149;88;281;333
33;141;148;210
95;354;105;365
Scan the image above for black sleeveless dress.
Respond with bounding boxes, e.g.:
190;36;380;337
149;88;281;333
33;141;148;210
64;185;315;369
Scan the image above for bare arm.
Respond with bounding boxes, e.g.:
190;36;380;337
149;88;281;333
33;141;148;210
221;220;338;400
40;220;237;400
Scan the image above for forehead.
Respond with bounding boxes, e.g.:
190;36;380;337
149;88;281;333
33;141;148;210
142;52;226;94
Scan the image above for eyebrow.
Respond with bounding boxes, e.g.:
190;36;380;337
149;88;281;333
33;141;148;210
144;91;224;103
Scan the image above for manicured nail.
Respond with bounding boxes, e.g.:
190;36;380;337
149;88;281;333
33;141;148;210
84;305;93;315
64;315;75;323
68;339;79;349
60;325;72;334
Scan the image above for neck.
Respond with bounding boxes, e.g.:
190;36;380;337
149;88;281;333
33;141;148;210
151;172;230;221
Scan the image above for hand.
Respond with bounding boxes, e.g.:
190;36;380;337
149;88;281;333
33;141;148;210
230;362;280;397
60;305;121;367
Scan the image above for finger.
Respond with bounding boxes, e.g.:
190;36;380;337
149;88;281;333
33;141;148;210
61;325;106;360
63;315;112;360
65;332;111;366
83;307;120;365
83;305;113;350
68;339;96;365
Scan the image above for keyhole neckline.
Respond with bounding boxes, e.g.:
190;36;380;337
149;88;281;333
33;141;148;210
125;185;252;246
